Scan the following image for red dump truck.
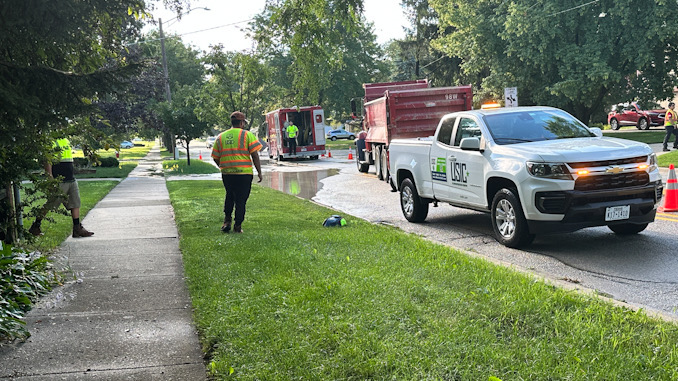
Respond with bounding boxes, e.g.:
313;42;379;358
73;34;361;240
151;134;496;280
265;106;327;160
352;80;473;185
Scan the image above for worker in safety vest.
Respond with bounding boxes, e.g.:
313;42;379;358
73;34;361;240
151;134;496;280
211;111;263;233
29;137;94;238
286;120;299;155
663;101;678;152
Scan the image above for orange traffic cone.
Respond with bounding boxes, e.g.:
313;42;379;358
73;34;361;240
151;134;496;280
199;150;203;160
661;164;678;212
328;148;332;158
348;146;353;160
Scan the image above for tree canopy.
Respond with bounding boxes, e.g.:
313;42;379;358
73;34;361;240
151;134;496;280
430;0;678;122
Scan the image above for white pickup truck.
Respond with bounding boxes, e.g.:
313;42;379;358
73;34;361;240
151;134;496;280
389;106;663;248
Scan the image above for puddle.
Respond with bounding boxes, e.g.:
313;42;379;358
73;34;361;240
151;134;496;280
261;169;340;199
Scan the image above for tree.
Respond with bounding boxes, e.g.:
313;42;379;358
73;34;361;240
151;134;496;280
430;0;678;123
156;84;209;165
0;0;188;241
196;49;271;136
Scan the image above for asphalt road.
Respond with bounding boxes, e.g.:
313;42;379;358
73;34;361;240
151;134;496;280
305;157;678;320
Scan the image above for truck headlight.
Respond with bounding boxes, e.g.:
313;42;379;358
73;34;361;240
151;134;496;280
648;153;657;172
526;162;572;180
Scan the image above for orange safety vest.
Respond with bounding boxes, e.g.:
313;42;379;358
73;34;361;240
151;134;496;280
211;128;262;174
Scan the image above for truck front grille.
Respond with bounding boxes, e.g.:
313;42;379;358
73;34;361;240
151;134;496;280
568;156;647;169
574;172;649;191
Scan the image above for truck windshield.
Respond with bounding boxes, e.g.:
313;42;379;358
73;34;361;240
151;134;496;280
484;109;594;145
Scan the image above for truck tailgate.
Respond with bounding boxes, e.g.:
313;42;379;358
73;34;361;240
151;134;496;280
389;138;434;198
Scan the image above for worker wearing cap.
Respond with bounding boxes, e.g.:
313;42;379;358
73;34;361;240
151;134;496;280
211;111;263;233
29;137;94;238
663;102;677;152
286;120;299;155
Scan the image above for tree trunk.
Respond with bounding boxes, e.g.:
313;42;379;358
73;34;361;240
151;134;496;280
186;141;191;166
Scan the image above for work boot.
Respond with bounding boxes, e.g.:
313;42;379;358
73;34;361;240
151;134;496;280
29;222;42;236
221;222;231;233
233;225;243;233
663;147;670;152
72;224;94;238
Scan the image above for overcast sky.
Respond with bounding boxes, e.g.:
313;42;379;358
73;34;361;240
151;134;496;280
148;0;410;52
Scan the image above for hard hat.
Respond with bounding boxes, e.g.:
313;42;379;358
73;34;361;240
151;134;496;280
323;215;347;227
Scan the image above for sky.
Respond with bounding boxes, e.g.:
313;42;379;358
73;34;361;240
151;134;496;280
148;0;410;53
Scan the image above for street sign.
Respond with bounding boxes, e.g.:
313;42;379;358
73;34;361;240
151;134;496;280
504;87;518;107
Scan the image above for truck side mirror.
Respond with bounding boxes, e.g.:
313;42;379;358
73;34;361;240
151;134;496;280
460;137;481;151
350;99;357;116
589;127;603;137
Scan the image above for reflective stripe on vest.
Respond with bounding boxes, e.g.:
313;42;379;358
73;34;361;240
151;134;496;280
214;129;254;174
287;124;298;138
55;138;73;162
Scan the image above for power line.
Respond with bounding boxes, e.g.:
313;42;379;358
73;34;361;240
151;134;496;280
547;0;600;17
125;18;255;47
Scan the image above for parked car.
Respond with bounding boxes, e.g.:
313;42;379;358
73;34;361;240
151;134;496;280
205;136;217;148
326;129;355;141
607;102;665;130
120;141;134;149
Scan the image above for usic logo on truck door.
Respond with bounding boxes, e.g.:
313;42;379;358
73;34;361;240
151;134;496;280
431;157;447;181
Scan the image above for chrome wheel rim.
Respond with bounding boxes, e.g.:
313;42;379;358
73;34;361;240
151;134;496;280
495;199;516;238
402;187;414;216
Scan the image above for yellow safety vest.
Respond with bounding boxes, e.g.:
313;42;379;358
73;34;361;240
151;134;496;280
287;124;299;138
211;128;262;174
666;109;677;127
54;138;73;162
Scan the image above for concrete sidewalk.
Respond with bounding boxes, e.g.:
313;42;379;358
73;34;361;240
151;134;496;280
0;147;205;380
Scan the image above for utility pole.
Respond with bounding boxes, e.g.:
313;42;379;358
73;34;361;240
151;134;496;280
158;18;178;159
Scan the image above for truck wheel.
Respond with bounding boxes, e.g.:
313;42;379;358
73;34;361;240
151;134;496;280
374;146;384;180
356;152;369;172
610;118;620;130
491;188;535;248
608;223;648;235
380;146;388;181
400;178;428;222
637;118;649;130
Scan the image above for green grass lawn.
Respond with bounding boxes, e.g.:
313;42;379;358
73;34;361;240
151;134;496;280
22;181;119;253
73;141;154;161
168;180;678;380
602;130;666;144
325;139;356;151
163;159;219;175
75;162;137;179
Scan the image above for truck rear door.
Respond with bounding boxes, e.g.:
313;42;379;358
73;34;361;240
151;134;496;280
313;109;326;146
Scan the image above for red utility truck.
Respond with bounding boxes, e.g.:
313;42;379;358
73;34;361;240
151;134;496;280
352;80;473;185
265;106;326;160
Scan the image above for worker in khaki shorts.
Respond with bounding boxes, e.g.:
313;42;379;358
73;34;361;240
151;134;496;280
29;138;94;238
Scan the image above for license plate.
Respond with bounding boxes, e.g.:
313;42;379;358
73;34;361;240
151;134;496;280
605;205;630;221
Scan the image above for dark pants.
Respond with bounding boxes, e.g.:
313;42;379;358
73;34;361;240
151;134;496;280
288;137;297;155
221;174;253;226
663;125;678;148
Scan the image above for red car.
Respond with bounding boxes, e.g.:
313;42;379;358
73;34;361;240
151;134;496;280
607;102;665;130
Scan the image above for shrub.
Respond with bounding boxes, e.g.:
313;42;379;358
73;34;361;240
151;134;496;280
98;157;119;167
73;157;89;168
0;244;55;342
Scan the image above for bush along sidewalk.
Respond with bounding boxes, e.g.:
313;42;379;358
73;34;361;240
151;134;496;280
168;180;678;380
0;244;55;342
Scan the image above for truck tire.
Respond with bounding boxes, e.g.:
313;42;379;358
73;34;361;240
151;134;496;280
491;188;534;248
610;118;620;130
380;146;388;181
608;223;648;235
374;146;384;180
637;118;649;130
400;178;428;222
356;153;369;172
